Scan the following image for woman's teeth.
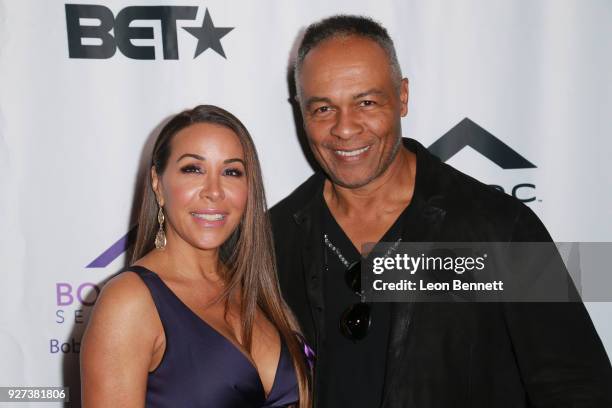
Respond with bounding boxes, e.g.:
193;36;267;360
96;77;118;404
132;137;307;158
191;213;225;221
334;146;370;157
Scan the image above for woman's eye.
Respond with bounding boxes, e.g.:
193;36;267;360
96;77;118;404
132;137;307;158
180;165;203;174
224;168;244;177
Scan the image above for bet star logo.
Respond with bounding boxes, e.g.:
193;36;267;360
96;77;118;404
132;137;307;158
65;4;234;60
184;9;233;58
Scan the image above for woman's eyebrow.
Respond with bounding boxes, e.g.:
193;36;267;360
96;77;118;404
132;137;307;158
177;153;205;162
224;158;245;165
176;154;244;165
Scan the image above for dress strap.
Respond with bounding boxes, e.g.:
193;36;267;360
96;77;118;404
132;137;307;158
121;265;179;334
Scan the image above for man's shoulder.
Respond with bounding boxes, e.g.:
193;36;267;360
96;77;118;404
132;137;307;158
438;159;521;212
429;156;546;240
269;172;324;221
269;173;324;262
408;138;522;215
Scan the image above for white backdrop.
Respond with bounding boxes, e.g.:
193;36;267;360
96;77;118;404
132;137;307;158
1;0;611;406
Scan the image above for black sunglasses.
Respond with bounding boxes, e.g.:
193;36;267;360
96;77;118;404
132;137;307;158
339;260;371;341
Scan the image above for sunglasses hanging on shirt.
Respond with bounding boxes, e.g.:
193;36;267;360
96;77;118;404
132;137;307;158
324;234;401;341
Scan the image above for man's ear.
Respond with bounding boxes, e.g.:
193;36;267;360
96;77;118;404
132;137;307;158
400;78;409;117
151;166;164;206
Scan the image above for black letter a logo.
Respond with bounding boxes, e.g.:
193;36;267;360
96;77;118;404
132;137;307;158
428;118;536;169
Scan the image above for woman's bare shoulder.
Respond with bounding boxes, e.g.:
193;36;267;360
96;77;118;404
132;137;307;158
85;270;162;342
99;271;154;311
80;271;162;407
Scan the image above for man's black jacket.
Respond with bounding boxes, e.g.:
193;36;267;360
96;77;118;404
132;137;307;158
270;138;612;407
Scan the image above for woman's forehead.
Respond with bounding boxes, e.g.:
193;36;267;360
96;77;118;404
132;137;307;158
170;123;244;158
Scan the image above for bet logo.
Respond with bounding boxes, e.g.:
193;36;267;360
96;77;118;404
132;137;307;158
65;4;233;59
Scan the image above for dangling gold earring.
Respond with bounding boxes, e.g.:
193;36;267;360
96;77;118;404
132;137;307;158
155;206;167;249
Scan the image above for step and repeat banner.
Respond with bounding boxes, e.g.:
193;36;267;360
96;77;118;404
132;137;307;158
1;0;611;405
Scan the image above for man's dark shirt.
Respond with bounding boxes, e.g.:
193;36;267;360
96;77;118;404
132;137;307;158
320;197;396;408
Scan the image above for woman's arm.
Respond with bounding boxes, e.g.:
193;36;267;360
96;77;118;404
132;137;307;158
80;272;163;407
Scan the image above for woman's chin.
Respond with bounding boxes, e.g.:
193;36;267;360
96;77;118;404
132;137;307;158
190;235;234;252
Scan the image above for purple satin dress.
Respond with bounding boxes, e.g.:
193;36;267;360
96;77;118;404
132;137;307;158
128;266;299;408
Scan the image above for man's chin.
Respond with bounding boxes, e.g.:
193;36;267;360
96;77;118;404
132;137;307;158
327;172;377;189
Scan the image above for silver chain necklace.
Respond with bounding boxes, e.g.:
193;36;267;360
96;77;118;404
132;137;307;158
323;233;403;267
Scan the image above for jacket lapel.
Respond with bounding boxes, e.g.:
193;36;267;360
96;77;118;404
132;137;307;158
381;197;447;407
292;179;327;348
292;180;328;407
381;140;449;407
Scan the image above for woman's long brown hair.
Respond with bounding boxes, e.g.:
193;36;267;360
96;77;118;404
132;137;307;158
130;105;310;407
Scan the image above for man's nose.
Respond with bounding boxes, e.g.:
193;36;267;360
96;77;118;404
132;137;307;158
200;175;225;202
330;109;363;139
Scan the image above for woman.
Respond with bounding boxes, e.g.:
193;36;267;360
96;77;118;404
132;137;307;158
81;105;310;407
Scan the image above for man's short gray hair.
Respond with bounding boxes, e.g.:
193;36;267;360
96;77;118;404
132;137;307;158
294;15;403;99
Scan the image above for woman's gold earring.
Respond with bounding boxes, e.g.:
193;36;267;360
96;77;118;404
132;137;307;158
155;206;167;249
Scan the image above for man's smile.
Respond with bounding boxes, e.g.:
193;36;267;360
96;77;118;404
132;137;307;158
333;145;371;157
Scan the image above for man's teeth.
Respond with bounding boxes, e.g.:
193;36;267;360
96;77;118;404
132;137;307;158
192;213;225;221
335;146;370;157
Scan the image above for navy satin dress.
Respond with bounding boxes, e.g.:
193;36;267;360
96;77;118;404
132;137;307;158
127;266;299;408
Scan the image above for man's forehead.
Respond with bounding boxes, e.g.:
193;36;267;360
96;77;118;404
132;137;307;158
303;35;389;66
299;37;394;98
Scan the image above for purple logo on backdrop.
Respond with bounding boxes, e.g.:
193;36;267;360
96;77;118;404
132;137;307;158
86;226;136;268
53;281;102;354
56;282;100;306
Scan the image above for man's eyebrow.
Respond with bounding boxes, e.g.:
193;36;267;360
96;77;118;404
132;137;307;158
353;89;385;99
305;96;332;107
304;91;385;106
224;158;245;165
177;153;205;162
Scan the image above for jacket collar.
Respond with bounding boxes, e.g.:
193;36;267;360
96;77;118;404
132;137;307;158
291;173;325;230
289;138;450;224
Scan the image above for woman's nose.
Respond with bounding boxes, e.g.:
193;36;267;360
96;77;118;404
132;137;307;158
200;175;225;201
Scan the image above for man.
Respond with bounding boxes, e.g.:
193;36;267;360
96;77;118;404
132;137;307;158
270;15;612;407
